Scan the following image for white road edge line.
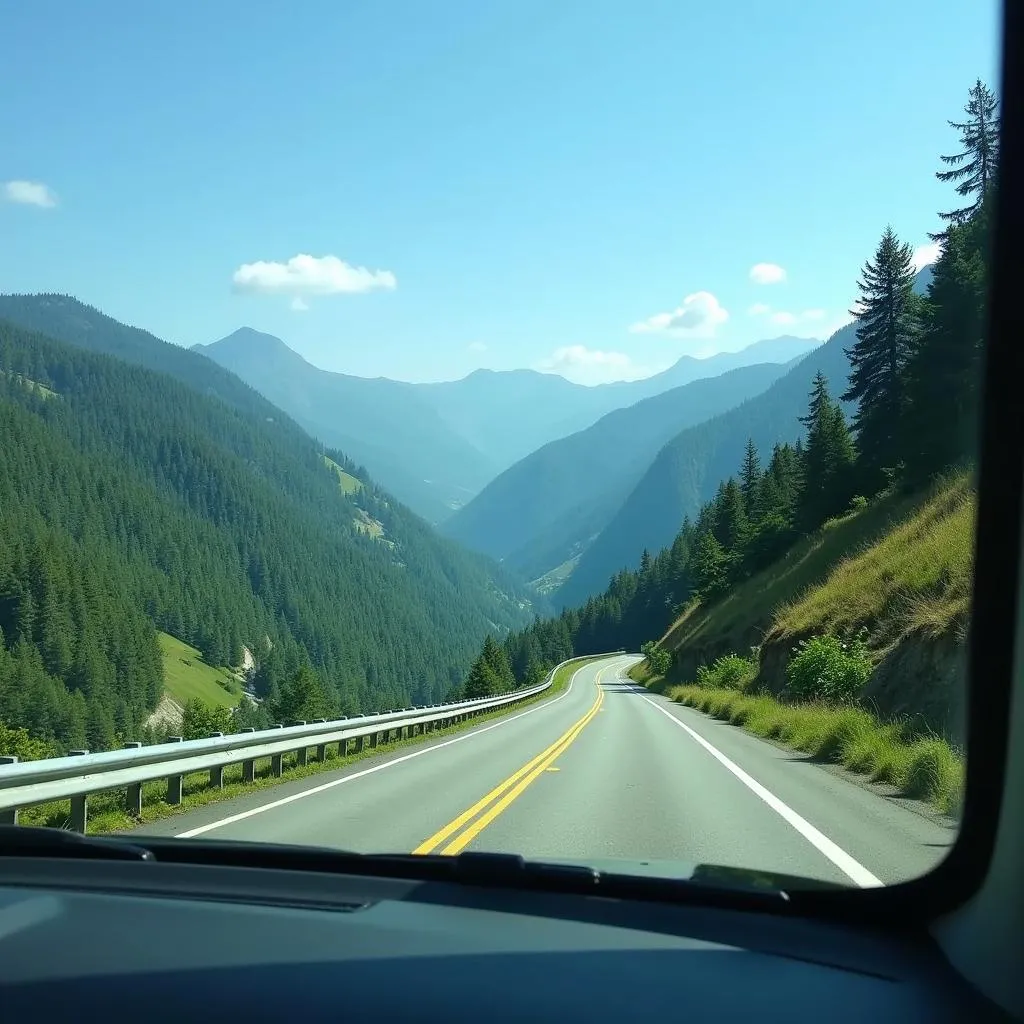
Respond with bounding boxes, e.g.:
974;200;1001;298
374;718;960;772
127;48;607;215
637;690;883;888
175;659;611;838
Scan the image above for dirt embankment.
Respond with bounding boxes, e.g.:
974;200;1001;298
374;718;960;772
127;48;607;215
144;694;184;732
754;626;967;745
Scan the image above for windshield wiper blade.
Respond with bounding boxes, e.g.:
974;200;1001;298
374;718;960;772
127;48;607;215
4;831;791;911
134;838;788;909
0;825;154;861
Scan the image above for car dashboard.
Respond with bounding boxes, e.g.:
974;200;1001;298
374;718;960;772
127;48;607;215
0;854;1008;1022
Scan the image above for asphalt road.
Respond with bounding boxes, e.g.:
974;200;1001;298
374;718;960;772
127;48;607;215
134;656;956;888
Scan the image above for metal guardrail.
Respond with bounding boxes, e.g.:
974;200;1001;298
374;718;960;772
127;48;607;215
0;652;621;832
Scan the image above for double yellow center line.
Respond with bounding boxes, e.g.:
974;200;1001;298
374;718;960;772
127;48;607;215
413;668;608;856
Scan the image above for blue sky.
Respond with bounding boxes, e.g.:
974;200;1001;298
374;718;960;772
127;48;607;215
1;0;1002;384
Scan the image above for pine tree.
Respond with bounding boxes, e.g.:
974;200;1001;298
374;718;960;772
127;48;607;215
933;79;1000;236
690;532;729;602
902;202;990;481
273;664;337;723
463;652;500;699
843;227;918;490
480;634;516;692
799;373;856;529
739;439;760;520
714;479;747;552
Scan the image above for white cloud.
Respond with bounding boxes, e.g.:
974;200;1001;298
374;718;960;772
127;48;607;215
467;341;488;353
232;253;396;299
290;296;309;312
749;262;786;284
629;290;729;338
537;345;647;385
912;241;941;272
2;180;58;208
750;303;828;328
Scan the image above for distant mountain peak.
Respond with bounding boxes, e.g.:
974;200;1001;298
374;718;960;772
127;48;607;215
198;326;293;354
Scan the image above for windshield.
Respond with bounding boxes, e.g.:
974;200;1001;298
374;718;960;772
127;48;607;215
0;0;1003;894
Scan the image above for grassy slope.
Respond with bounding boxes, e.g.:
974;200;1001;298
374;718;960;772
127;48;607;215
768;476;974;645
656;682;964;813
159;632;242;710
660;474;972;670
636;475;974;815
323;455;363;495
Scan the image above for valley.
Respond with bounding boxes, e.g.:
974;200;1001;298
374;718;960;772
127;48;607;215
0;73;995;901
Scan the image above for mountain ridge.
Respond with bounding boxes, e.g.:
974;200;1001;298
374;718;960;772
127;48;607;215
443;357;804;580
194;328;822;520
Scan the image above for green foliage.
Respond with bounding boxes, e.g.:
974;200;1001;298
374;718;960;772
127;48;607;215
272;664;339;723
463;635;516;698
180;699;234;741
694;653;757;691
785;630;872;705
640;640;671;676
0;719;60;761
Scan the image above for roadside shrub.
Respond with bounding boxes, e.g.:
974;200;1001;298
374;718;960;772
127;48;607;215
640;640;671;676
0;720;59;762
785;630;871;704
695;653;757;691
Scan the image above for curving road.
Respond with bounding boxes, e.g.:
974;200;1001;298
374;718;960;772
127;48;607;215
133;656;956;887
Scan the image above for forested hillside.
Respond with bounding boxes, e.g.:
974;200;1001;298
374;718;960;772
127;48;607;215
0;318;537;753
464;80;994;715
444;359;799;581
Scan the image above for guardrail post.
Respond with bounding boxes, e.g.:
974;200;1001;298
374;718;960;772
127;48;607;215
70;794;88;833
67;750;89;833
0;756;18;823
292;722;308;766
369;732;378;749
314;720;327;761
354;735;363;753
207;733;225;788
123;742;143;815
165;737;184;804
267;724;284;776
239;727;256;781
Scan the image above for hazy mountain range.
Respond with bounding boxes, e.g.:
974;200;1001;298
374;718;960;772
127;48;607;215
441;357;807;584
193;331;821;522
